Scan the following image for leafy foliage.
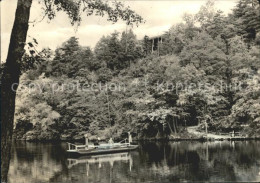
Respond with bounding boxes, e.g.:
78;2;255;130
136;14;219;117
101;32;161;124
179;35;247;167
14;0;260;140
42;0;144;26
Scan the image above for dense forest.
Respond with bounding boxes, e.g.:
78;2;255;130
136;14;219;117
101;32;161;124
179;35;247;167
9;0;260;141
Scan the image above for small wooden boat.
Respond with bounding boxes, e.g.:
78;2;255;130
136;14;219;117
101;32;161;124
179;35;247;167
67;142;138;156
67;133;138;156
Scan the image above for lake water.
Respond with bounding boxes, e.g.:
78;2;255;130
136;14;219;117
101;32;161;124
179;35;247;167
8;141;260;183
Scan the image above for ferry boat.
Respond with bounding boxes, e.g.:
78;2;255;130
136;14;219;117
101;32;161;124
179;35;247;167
67;133;138;156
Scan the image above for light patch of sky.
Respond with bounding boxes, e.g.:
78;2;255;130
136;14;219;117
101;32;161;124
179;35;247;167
1;0;238;62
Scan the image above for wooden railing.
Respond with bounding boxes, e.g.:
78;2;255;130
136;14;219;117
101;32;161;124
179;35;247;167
217;132;241;137
67;142;86;150
229;132;241;137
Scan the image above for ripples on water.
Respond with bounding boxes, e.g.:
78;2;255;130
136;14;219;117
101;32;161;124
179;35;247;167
8;141;260;183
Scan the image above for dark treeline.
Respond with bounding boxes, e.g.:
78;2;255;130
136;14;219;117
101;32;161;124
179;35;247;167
12;0;260;141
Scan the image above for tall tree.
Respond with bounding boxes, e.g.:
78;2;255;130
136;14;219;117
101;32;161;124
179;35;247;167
0;0;143;181
94;32;123;70
1;1;33;181
232;0;260;44
120;29;142;63
195;0;216;28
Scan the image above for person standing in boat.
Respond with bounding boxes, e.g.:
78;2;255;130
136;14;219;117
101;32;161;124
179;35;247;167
108;138;114;144
128;132;132;145
84;134;89;149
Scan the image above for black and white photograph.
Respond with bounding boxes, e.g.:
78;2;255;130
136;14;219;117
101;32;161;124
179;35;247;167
1;0;260;182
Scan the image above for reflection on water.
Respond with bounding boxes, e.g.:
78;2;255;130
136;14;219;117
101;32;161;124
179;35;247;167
8;141;260;183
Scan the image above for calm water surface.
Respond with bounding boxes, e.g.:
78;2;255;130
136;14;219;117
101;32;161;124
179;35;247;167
8;141;260;183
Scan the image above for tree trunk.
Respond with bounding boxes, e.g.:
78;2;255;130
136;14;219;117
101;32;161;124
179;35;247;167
172;118;177;134
1;0;32;182
175;118;178;133
167;120;174;135
222;35;233;114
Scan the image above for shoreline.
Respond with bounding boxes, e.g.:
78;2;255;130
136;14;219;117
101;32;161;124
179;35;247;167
13;136;260;143
13;126;260;143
